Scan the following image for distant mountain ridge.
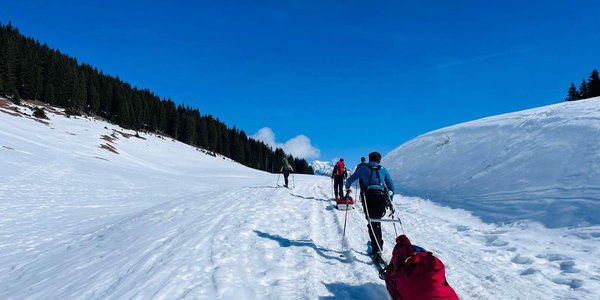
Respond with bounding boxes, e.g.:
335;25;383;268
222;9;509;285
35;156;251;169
310;160;334;177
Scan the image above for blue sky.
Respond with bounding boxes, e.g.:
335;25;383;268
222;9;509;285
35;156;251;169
2;0;599;167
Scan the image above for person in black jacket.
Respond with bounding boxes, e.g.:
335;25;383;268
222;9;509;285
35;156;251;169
355;157;368;215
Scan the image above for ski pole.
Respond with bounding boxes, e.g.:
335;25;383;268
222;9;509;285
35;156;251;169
340;190;351;256
386;193;403;236
292;173;295;188
276;173;280;187
355;182;359;206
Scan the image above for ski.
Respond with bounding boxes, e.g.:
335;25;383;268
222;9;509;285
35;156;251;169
367;242;387;280
371;254;387;280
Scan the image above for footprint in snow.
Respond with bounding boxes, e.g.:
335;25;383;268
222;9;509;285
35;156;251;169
511;255;534;265
559;261;581;274
520;268;538;276
551;277;583;289
455;225;469;232
485;235;509;247
536;253;569;262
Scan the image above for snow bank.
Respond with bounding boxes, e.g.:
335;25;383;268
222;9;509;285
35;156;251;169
385;97;600;228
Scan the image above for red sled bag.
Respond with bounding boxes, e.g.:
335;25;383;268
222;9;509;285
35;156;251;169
385;235;459;300
335;195;355;210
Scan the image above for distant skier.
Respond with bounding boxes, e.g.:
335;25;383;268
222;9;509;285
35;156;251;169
331;159;347;198
345;151;395;264
280;157;294;188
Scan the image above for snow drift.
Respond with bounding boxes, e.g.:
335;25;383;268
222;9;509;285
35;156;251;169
385;97;600;228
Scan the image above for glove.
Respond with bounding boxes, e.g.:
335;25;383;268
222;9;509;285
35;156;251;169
385;199;395;216
387;190;394;200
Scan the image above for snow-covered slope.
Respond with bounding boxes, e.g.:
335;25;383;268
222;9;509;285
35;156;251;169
385;97;600;228
2;98;600;299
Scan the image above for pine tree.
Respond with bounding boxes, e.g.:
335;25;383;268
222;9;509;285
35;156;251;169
0;32;19;97
566;83;580;101
197;117;209;148
588;70;600;98
86;72;100;113
579;79;589;99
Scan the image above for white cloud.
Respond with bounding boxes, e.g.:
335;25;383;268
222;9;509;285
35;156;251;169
250;127;320;160
283;135;320;159
251;127;280;149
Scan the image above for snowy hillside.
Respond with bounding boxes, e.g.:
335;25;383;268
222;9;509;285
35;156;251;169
1;98;599;299
385;97;600;228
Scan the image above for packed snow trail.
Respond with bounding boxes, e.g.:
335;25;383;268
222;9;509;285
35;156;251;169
0;177;390;299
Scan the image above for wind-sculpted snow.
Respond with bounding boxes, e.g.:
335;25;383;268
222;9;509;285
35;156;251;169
1;98;599;299
385;97;600;228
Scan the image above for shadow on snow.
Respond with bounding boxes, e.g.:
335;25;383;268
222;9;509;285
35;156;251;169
290;193;331;202
319;282;388;300
254;230;350;263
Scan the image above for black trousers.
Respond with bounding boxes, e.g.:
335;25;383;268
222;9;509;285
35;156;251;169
364;191;387;254
333;175;344;198
283;171;290;187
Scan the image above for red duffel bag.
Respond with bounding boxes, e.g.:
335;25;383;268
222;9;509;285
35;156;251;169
385;234;459;300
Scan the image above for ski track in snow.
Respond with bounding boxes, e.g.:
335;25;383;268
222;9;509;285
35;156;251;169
0;178;390;299
1;99;599;299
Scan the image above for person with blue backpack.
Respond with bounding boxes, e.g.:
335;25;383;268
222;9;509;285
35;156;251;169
345;151;395;264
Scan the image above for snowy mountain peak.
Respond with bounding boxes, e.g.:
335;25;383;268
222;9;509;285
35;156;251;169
310;160;334;176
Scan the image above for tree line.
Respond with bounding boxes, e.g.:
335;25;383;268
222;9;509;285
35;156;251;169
0;22;313;174
565;69;600;101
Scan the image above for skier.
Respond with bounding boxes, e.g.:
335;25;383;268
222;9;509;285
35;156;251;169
280;157;294;188
355;157;368;217
345;151;395;264
331;159;347;198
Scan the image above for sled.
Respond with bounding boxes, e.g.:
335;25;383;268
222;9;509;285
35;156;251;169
335;195;355;210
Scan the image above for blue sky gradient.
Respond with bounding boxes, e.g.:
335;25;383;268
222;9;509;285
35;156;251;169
2;0;599;166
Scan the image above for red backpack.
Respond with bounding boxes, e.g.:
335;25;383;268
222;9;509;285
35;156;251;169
385;235;459;300
334;161;345;176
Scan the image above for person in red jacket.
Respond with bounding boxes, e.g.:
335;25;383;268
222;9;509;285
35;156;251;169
331;159;347;198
